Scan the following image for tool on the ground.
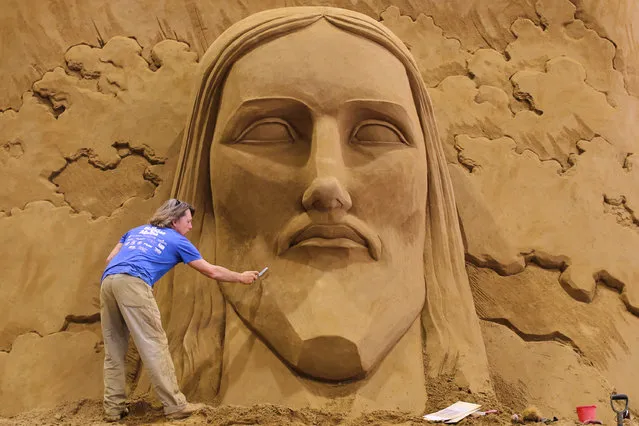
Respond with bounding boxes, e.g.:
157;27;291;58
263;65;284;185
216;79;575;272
610;393;629;426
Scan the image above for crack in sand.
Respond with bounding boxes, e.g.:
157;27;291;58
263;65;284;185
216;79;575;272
59;313;101;332
481;317;587;360
603;194;639;231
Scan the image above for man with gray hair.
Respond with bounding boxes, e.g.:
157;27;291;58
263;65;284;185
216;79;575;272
100;198;259;422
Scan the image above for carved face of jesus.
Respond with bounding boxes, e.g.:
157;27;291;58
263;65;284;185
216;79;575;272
210;20;428;381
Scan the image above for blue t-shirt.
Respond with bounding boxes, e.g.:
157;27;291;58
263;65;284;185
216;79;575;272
102;225;202;286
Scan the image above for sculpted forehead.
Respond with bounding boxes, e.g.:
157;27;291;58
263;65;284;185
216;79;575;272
219;19;416;115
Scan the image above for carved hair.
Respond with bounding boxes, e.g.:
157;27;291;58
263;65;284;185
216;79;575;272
162;7;490;398
148;198;195;228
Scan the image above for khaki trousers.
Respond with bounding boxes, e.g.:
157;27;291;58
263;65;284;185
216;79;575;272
100;273;187;416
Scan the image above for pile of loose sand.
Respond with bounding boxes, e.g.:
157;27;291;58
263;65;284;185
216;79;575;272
0;381;597;426
0;397;510;426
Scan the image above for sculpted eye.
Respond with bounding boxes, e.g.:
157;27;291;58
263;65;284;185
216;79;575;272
234;118;297;144
350;120;409;146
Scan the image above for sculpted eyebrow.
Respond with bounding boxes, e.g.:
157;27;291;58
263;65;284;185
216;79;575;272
342;99;417;144
219;97;312;142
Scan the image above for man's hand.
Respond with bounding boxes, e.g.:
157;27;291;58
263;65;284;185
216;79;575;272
239;271;259;284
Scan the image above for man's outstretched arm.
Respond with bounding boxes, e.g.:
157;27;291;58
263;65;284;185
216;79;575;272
188;259;259;284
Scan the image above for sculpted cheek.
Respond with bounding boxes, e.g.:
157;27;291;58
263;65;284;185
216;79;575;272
349;151;426;230
211;146;305;235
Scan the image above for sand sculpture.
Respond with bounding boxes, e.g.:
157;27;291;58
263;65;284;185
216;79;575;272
2;0;639;421
161;7;490;413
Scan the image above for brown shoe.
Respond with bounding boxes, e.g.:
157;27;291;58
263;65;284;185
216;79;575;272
104;407;129;422
166;402;206;420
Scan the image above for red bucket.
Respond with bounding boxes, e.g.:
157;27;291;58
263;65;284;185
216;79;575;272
576;405;597;422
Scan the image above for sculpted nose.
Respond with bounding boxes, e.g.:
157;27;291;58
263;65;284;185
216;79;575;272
303;116;352;212
302;176;352;212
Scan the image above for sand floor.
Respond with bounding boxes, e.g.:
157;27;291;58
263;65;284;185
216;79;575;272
3;396;630;426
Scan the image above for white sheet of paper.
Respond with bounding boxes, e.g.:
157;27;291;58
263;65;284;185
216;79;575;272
423;401;482;422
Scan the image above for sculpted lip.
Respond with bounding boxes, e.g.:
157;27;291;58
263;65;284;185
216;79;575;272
277;215;382;260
